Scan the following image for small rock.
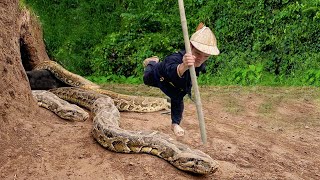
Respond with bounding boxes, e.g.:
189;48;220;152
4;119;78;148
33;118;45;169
305;126;310;129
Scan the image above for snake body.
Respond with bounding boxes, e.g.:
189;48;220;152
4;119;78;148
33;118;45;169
32;60;218;174
48;87;218;174
35;61;169;112
32;90;89;121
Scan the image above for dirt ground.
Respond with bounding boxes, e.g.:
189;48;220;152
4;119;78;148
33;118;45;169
1;84;320;180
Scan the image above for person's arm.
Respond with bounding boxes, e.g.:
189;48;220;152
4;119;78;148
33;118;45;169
177;53;195;78
177;63;188;78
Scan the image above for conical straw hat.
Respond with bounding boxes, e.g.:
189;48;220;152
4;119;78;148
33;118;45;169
190;26;220;55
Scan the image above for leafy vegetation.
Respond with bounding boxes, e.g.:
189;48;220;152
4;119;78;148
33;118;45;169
24;0;320;86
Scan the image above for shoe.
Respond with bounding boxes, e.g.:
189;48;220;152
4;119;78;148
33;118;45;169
143;56;159;67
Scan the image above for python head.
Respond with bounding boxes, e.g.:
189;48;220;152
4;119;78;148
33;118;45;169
56;105;89;122
171;151;219;175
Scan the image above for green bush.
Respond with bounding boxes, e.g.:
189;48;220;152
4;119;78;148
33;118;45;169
24;0;320;86
304;69;320;86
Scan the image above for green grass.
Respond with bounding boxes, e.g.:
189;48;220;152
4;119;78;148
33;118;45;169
24;0;320;86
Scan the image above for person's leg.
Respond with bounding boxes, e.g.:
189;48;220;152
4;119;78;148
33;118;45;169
143;56;159;68
143;57;159;87
143;61;157;87
171;99;185;136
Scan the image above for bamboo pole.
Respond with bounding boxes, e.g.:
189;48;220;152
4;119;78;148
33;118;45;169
178;0;207;144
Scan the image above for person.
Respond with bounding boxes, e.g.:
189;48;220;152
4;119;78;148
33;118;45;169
143;23;220;136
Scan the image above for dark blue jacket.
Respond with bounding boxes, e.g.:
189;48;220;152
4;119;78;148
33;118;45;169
144;50;205;124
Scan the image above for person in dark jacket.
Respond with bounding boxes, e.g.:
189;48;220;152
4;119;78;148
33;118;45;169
143;23;220;136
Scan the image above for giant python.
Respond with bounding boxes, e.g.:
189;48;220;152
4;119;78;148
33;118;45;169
30;60;218;174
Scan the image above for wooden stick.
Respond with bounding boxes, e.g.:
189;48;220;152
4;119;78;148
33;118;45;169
178;0;207;144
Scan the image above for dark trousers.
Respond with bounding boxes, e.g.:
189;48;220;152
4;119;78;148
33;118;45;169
143;61;184;125
143;61;158;87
